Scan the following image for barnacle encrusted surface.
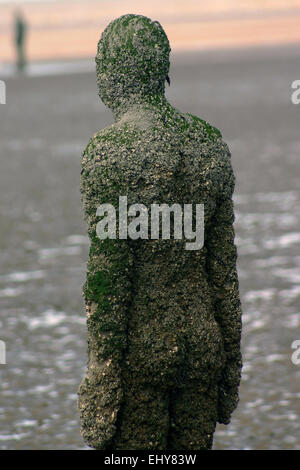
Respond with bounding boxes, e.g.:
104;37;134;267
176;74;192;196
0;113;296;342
78;14;242;450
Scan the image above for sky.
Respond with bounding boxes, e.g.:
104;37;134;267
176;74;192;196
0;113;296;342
1;0;300;63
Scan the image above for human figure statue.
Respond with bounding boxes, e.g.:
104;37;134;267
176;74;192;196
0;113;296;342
78;14;242;450
14;10;27;73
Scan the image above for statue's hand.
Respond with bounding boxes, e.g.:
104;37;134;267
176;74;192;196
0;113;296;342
217;358;242;425
217;384;239;425
78;358;122;449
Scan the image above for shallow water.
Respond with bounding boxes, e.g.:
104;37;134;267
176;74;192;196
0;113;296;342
0;46;299;449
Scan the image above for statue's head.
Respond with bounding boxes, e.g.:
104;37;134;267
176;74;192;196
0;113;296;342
95;14;170;113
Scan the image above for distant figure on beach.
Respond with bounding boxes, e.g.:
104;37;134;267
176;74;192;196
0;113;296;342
78;14;242;450
14;10;27;72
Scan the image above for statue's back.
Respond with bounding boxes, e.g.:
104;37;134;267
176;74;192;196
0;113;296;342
78;13;242;451
100;104;228;388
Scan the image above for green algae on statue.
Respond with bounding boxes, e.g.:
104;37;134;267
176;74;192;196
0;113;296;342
78;14;242;450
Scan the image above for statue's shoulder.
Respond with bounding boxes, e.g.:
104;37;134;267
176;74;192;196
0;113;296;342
182;112;233;188
82;126;117;166
82;121;145;169
183;112;222;142
183;112;232;162
81;123;146;200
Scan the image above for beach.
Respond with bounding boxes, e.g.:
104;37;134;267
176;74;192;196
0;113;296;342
0;43;299;449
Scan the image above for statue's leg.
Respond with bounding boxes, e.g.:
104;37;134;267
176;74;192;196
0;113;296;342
111;375;170;450
167;380;218;450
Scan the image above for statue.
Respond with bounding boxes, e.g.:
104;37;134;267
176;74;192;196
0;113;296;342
14;10;27;73
78;14;242;450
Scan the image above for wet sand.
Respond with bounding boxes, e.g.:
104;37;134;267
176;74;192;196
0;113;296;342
0;44;300;449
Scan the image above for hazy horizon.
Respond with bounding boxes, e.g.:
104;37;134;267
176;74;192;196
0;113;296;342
1;0;300;64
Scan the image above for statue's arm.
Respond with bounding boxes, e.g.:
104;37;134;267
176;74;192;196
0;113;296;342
78;137;134;449
206;144;242;425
